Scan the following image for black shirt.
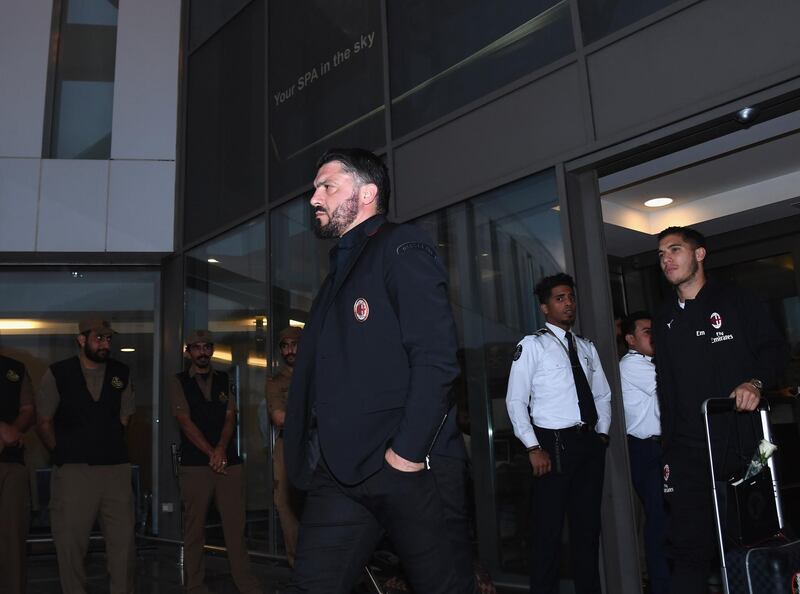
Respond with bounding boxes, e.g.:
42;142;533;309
652;279;786;450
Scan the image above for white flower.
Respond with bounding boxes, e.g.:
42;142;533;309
757;439;777;461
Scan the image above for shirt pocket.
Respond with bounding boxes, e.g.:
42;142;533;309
539;359;570;375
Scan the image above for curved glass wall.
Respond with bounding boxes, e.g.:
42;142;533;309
264;169;564;576
577;0;681;45
388;0;574;138
412;169;565;576
0;269;159;536
183;217;268;548
268;0;385;199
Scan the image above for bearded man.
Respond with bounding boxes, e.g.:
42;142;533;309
37;318;137;594
283;148;475;593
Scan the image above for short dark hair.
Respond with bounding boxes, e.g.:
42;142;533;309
621;311;651;337
657;226;706;249
317;148;390;214
534;273;575;304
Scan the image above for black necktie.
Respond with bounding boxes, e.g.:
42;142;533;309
565;331;598;427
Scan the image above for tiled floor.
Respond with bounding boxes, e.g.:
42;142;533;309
26;546;293;593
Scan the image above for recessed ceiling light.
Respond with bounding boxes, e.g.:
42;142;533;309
644;197;673;208
207;258;219;263
120;347;135;353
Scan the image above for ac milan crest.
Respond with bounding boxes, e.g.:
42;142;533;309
353;298;370;322
709;312;723;329
663;464;670;482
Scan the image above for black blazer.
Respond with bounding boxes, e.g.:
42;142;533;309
284;215;462;488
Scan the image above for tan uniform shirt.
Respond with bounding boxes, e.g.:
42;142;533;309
169;365;235;417
265;366;293;419
36;361;135;419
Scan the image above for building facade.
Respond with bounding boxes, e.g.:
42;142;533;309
2;0;800;592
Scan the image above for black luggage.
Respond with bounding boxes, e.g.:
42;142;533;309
702;398;800;594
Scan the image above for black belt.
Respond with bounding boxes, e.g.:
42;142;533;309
537;424;594;434
628;434;661;442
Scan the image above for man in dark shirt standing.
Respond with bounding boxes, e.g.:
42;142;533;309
0;354;35;594
283;148;472;593
652;226;786;594
36;318;137;594
171;330;262;594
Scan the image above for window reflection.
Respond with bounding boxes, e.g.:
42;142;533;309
388;0;574;137
268;196;332;559
47;0;118;159
0;269;159;536
268;0;385;199
265;171;564;575
184;218;268;548
413;170;565;575
577;0;680;45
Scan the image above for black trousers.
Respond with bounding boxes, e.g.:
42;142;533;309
529;427;606;594
663;443;717;594
628;436;670;594
285;455;476;594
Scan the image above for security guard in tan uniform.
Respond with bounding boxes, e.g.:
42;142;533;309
0;354;35;594
36;318;137;594
265;326;303;566
171;330;262;594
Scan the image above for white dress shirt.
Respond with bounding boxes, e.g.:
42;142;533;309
619;350;661;439
505;322;613;448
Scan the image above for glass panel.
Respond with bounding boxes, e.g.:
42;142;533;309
412;170;564;575
577;0;680;45
49;0;118;159
183;217;268;548
268;195;333;557
184;0;266;244
268;0;385;199
188;0;251;53
388;0;574;138
0;269;159;536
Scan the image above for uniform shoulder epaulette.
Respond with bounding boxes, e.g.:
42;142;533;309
576;334;592;343
533;328;548;337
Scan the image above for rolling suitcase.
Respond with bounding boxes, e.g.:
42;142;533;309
702;398;800;594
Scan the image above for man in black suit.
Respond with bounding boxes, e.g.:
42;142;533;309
283;148;472;593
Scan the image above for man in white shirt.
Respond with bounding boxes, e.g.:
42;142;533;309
619;312;669;594
505;273;612;594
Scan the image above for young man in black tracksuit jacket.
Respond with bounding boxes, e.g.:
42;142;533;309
652;226;786;594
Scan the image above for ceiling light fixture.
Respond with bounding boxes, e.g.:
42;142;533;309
120;347;136;353
0;319;44;330
644;197;674;208
207;258;220;263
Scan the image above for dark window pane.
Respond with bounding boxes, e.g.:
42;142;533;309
268;0;385;200
388;0;574;137
184;0;265;244
184;217;269;539
48;0;118;159
413;170;565;574
188;0;252;53
0;269;160;534
578;0;680;45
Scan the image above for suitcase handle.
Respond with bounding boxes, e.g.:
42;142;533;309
701;396;770;415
